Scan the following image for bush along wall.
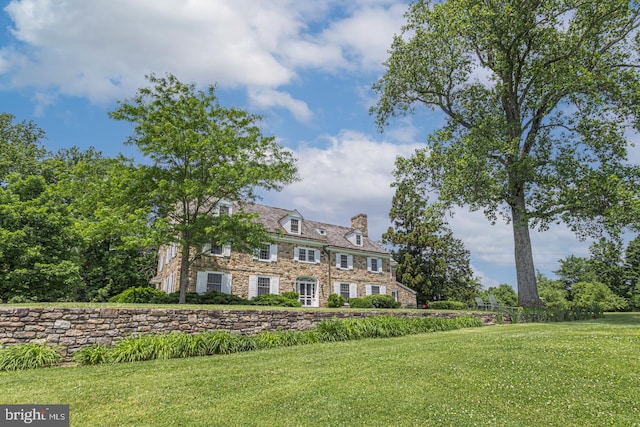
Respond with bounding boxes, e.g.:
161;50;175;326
0;315;483;370
69;315;483;366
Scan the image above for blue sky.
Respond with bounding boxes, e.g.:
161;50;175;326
0;0;600;289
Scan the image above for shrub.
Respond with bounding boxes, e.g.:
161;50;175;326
428;300;467;310
348;297;373;308
0;343;62;371
250;294;302;307
327;293;345;308
281;291;300;300
199;291;250;305
149;291;201;304
109;287;165;303
367;294;400;309
350;295;400;309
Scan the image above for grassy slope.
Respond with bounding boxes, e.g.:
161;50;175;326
1;313;638;426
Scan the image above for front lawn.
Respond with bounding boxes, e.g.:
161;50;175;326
1;313;638;426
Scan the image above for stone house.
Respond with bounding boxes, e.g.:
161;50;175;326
154;202;417;308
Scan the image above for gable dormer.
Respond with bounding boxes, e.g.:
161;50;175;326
214;200;233;216
279;210;303;235
346;230;363;247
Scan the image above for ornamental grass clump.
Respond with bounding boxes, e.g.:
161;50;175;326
0;343;62;371
72;344;113;365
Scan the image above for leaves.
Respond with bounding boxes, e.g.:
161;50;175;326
373;0;640;305
110;74;299;302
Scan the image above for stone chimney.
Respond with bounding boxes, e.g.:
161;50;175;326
350;213;368;237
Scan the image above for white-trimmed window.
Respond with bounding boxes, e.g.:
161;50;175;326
203;243;231;257
196;271;232;294
391;289;399;302
334;282;357;300
366;284;386;295
248;275;280;298
294;247;320;263
346;231;363;247
367;257;383;273
336;253;353;270
254;243;278;262
280;211;302;235
216;201;232;216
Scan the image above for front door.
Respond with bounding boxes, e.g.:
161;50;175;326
297;279;318;307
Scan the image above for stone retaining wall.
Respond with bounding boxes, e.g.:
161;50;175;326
0;307;497;359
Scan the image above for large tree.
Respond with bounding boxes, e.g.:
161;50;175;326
110;74;298;303
383;178;480;304
47;147;157;301
0;113;46;186
372;0;640;306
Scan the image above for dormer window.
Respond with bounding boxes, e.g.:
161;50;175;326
279;210;303;235
215;201;232;216
346;231;363;247
316;228;326;236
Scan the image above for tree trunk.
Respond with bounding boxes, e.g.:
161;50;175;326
178;242;190;304
511;194;541;307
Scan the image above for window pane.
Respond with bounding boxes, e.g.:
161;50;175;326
291;218;299;233
340;254;348;269
259;245;270;260
340;283;350;301
371;285;380;295
299;248;306;261
210;245;223;255
371;259;378;271
219;205;230;215
257;277;270;296
207;273;222;293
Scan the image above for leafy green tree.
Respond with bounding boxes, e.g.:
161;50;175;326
0;174;83;302
554;255;593;294
484;284;518;308
571;281;628;311
556;238;629;303
47;147;157;301
623;236;640;310
587;238;627;299
383;178;480;304
536;272;569;311
0;113;46;186
372;0;640;306
110;74;298;303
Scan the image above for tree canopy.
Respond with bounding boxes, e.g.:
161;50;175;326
383;178;480;304
372;0;640;306
110;74;298;303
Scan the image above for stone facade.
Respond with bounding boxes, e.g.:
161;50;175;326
155;203;417;308
0;307;497;360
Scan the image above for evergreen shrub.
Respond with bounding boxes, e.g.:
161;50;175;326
428;300;467;310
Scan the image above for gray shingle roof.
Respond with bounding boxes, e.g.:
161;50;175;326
239;202;387;255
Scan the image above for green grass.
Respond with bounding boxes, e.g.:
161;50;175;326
1;313;638;426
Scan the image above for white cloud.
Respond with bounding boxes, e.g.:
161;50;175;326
2;0;410;118
248;88;313;123
264;129;421;240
